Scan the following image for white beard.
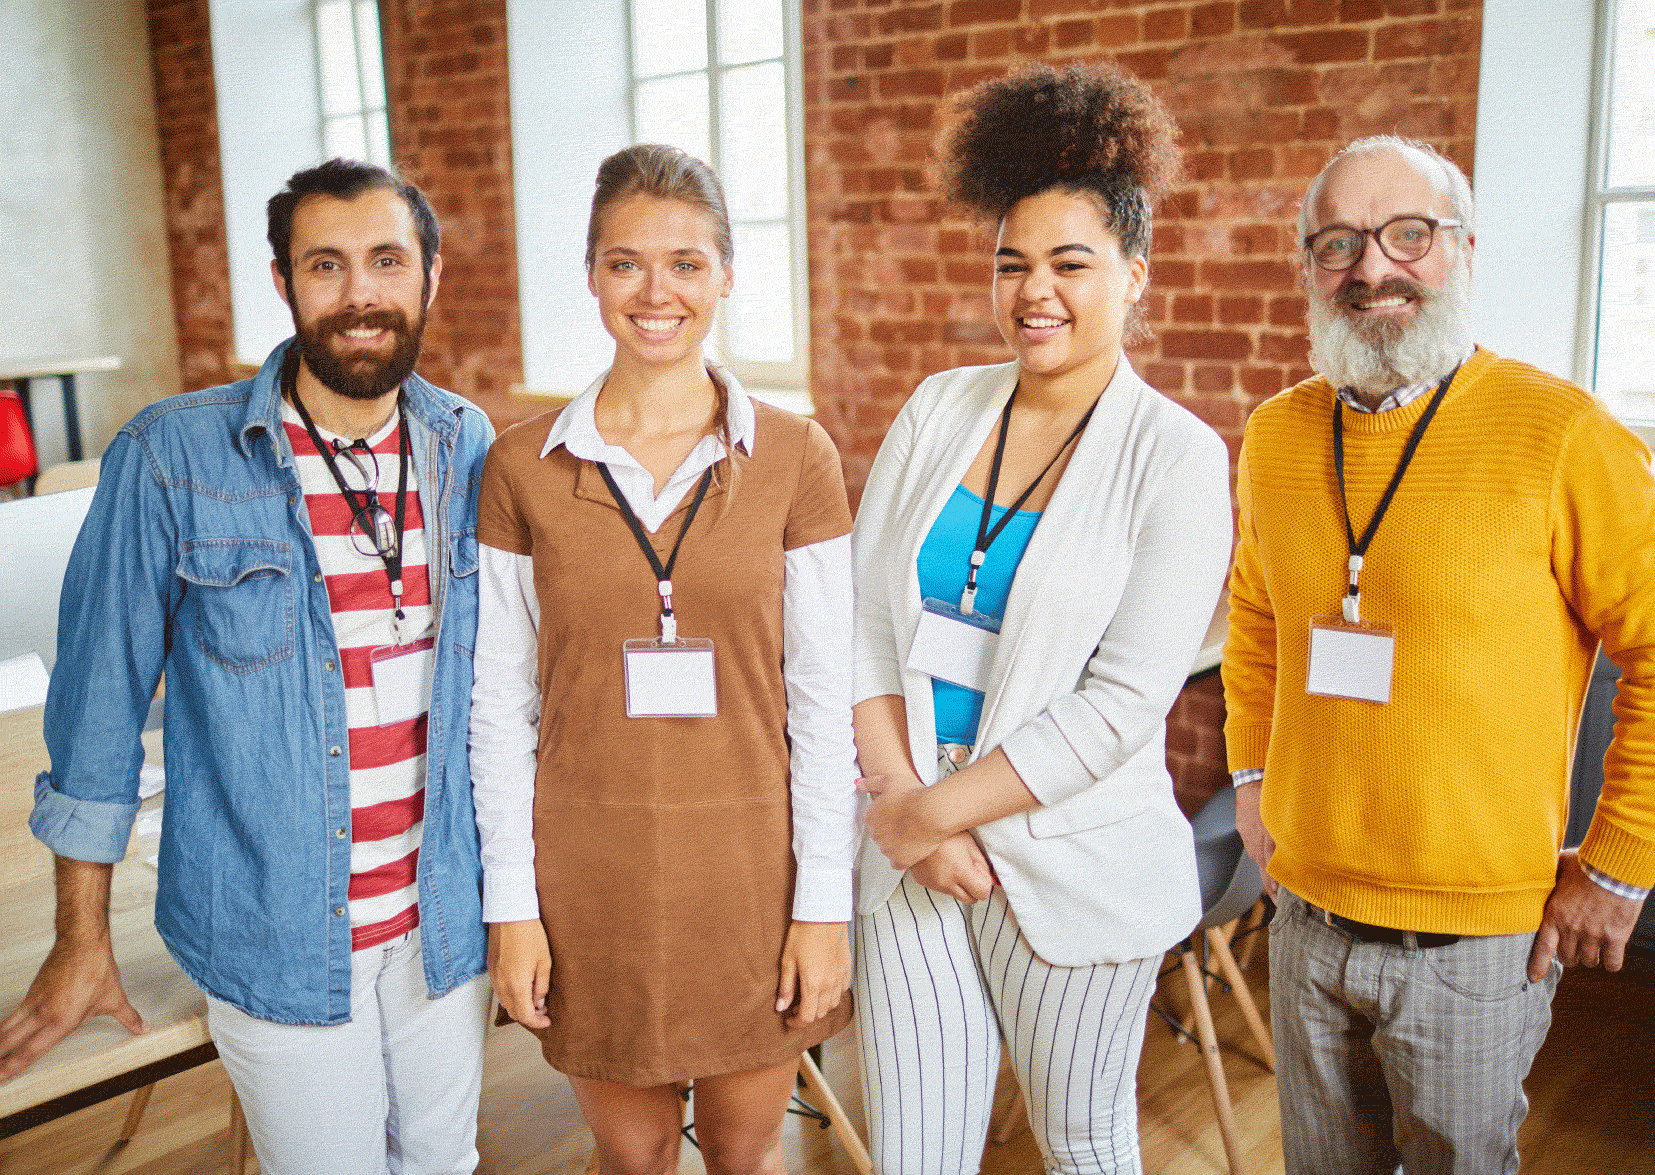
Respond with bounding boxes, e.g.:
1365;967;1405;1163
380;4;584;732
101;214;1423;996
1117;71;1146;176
1306;261;1473;395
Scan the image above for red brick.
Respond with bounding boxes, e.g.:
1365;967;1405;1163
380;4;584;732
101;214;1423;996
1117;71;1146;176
1142;361;1188;393
1301;106;1340;140
1203;258;1296;290
878;4;945;32
1097;13;1140;46
1161;330;1252;361
1219;295;1265;323
1340;0;1384;17
1238;0;1289;28
973;27;1013;57
1192;366;1236;394
1240;365;1290;398
1229;223;1279;253
1052;18;1096;47
1257;331;1308;363
949;0;1023;23
1173;294;1215;324
1374;17;1478;59
1268;295;1309;326
1155;259;1197;289
1143;6;1190;40
865;43;896;68
1280;28;1369;62
1191;2;1237;36
878;69;947;98
1231;148;1276;179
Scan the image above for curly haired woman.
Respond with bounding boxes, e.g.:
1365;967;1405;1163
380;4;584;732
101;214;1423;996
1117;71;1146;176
850;62;1234;1175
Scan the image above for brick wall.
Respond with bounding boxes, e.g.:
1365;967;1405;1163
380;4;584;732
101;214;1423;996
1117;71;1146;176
145;0;525;406
146;0;236;394
380;0;525;404
803;0;1482;495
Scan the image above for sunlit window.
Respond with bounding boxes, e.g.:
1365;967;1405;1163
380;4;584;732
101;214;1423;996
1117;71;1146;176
1589;0;1655;421
314;0;391;167
628;0;809;391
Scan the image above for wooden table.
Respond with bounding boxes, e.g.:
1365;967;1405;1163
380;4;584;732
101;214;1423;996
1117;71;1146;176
0;707;215;1138
0;355;121;477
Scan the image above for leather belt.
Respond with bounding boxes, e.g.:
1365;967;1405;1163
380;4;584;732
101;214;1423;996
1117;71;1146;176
1322;908;1461;950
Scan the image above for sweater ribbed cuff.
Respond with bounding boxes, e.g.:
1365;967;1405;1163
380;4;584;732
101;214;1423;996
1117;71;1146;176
1223;723;1272;774
1579;818;1655;891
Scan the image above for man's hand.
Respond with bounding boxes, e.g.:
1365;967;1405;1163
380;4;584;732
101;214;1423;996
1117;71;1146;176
1233;780;1277;900
910;833;994;904
777;921;850;1029
1527;849;1644;982
0;938;147;1082
858;773;946;869
488;919;552;1029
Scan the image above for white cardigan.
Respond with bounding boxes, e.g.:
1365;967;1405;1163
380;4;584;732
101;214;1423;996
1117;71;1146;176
852;358;1234;965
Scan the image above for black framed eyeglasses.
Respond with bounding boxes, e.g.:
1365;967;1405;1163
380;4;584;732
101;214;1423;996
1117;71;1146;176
1304;215;1463;272
332;439;399;560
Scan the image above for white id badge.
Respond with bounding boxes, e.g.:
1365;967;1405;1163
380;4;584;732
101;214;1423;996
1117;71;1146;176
369;636;435;726
623;638;718;718
1306;616;1395;704
907;598;1001;694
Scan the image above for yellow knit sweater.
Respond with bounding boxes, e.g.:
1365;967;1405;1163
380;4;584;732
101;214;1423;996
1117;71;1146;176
1224;347;1655;935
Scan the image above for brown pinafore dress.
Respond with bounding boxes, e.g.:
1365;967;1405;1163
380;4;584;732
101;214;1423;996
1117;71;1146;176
475;401;854;1087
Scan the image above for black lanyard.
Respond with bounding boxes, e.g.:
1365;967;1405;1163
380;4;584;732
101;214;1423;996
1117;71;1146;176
598;463;714;643
1332;366;1458;622
284;351;411;630
961;387;1096;613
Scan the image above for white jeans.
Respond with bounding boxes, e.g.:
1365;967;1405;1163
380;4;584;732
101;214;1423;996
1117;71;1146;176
205;927;491;1175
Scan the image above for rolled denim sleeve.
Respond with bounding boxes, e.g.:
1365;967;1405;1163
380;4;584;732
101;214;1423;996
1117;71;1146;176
31;429;178;863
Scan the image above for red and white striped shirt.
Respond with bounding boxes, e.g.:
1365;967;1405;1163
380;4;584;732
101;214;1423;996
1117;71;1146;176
284;403;430;951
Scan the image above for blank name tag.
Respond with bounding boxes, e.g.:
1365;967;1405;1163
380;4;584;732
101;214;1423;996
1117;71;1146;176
907;598;1001;694
370;636;435;727
623;638;718;717
1306;616;1395;704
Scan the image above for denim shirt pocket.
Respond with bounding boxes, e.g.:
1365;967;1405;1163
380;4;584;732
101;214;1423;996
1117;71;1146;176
449;525;479;579
177;538;296;672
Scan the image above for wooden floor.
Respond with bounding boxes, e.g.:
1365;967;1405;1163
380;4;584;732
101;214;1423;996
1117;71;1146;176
2;947;1652;1175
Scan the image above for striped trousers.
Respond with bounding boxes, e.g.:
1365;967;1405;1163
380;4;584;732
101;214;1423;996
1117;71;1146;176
854;873;1160;1175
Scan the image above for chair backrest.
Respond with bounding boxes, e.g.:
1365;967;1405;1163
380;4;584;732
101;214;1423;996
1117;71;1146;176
0;486;96;669
34;458;101;495
1188;785;1266;934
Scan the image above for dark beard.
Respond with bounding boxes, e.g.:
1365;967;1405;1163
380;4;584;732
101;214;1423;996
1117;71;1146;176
294;305;426;402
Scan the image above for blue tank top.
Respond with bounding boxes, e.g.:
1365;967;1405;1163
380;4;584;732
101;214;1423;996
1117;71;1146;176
915;484;1041;744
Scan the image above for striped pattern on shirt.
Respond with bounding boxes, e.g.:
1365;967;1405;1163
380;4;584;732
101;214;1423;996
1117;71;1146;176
283;404;430;952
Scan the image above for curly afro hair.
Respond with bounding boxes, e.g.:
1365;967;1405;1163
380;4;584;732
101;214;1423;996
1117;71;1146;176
943;61;1180;259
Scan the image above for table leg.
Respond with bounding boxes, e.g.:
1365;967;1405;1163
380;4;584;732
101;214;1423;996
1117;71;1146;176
61;373;83;462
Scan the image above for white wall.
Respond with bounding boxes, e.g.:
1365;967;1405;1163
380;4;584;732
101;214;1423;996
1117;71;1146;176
506;0;633;395
1471;0;1596;383
0;0;181;463
210;0;326;365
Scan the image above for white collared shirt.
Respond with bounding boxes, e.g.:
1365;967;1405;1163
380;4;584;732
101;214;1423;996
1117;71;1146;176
470;367;858;924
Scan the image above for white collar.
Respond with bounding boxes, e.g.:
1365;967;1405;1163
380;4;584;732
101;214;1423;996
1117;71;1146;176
539;364;756;463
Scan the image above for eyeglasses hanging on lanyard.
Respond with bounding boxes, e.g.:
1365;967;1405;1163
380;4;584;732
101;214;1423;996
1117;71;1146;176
961;386;1096;614
286;362;412;643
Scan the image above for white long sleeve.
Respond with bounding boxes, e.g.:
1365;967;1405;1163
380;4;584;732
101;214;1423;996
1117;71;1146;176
782;533;858;922
469;542;542;922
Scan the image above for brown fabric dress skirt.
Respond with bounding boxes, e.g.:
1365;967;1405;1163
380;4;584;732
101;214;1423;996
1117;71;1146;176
477;401;855;1087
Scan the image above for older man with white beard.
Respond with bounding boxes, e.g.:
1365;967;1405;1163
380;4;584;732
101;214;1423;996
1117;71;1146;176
1221;135;1655;1175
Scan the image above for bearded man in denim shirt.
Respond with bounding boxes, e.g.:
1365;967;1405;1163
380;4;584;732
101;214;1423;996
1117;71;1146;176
0;160;494;1175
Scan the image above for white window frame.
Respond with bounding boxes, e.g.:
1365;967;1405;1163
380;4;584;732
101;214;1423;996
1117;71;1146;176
312;0;392;168
1577;0;1655;424
624;0;812;393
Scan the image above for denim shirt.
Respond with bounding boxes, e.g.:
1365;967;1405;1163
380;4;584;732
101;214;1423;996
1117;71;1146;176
30;341;493;1025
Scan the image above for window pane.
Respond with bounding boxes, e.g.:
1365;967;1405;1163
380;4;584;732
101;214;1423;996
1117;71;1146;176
717;0;784;64
1606;0;1655;187
631;0;707;78
315;0;361;118
365;109;391;166
1595;201;1655;418
635;74;710;165
717;62;788;220
325;114;368;163
724;220;795;364
353;0;387;110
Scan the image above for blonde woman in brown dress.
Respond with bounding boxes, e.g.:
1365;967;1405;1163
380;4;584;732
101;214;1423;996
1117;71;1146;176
467;143;858;1175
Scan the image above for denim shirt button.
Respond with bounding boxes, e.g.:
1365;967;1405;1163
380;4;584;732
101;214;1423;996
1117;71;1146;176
336;827;348;839
313;572;323;583
329;745;342;757
324;660;336;672
334;906;346;917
